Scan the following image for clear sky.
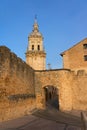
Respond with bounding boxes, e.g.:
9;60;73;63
0;0;87;69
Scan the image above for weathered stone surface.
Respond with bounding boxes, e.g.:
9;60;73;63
35;69;72;111
0;46;36;121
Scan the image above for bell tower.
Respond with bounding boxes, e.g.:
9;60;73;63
25;18;46;70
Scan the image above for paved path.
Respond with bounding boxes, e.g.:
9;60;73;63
0;109;82;130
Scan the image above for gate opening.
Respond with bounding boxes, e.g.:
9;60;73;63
44;86;59;110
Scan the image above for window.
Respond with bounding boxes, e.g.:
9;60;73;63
37;45;40;50
32;45;34;50
83;44;87;49
84;55;87;61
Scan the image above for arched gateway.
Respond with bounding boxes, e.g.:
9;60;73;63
35;69;72;111
44;85;59;109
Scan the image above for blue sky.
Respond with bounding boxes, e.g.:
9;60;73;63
0;0;87;69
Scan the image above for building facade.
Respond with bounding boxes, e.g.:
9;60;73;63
61;38;87;71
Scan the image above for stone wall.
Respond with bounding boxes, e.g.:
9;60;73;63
0;46;36;121
0;97;36;122
71;70;87;111
35;69;72;111
0;46;35;95
35;69;87;112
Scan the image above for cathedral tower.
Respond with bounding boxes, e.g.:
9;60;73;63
26;18;46;70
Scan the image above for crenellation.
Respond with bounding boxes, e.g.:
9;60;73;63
71;70;87;76
77;70;86;76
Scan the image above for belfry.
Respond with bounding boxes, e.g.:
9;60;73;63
25;18;46;70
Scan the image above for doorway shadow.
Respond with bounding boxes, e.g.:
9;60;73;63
44;86;59;110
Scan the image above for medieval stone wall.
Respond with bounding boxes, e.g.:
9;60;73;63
0;97;36;122
0;46;35;95
0;46;36;121
35;69;87;112
35;69;72;111
71;70;87;111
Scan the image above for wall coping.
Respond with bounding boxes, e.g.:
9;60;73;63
35;68;71;72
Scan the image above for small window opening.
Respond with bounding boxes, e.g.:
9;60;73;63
32;45;34;50
83;44;87;49
84;55;87;61
38;45;40;50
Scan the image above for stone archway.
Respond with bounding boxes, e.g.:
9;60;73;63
43;85;59;110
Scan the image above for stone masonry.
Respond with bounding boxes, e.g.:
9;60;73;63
0;46;36;121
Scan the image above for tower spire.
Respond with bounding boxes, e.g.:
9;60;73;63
33;15;39;32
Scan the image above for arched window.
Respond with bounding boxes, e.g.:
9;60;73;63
37;45;40;50
32;45;34;50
